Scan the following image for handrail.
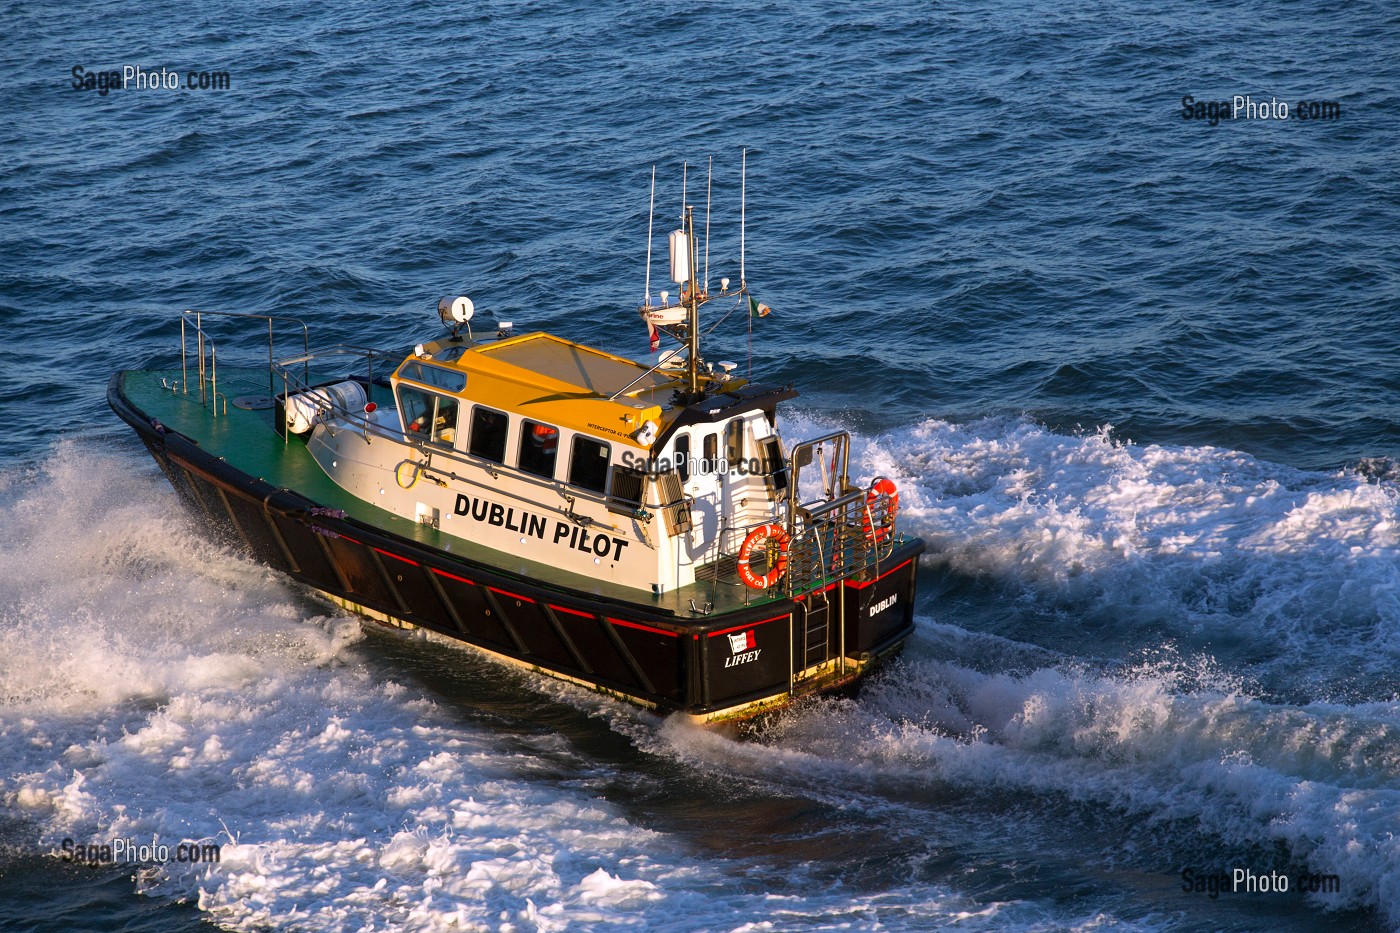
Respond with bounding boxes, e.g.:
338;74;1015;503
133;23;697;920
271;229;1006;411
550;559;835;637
178;310;313;416
274;342;392;368
785;431;852;539
272;345;393;443
694;431;897;599
606;349;685;401
796;488;866;521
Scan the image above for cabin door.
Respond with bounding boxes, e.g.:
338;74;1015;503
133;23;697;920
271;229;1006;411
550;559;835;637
674;428;722;562
721;416;774;534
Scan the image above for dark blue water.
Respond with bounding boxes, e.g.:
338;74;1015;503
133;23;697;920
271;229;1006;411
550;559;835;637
3;1;1399;929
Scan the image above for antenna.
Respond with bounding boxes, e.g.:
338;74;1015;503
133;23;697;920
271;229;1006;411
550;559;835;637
683;202;701;400
740;148;747;289
644;165;655;305
704;156;712;293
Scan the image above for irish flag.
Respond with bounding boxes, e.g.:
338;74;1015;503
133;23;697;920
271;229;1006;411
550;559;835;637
748;295;772;318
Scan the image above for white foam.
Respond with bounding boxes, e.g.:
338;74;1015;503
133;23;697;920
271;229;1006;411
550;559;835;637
625;640;1400;925
12;417;1398;928
668;412;1400;924
0;440;1126;931
781;411;1400;697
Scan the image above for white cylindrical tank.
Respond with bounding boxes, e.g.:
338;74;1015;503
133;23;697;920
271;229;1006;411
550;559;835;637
668;229;690;285
284;381;367;434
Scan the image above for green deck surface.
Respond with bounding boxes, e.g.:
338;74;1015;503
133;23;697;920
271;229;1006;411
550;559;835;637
122;368;777;617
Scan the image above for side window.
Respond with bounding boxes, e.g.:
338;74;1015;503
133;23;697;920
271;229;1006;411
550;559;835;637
568;435;611;493
760;436;789;493
702;433;717;472
469;406;508;463
518;420;559;479
725;418;744;469
433;397;458;446
400;387;458;447
399;386;432;436
674;433;691;482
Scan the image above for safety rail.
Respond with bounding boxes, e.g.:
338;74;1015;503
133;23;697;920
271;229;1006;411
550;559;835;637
781;429;897;594
787;430;852;509
694;429;900;600
693;465;899;697
176;310;311;417
271;344;400;442
696;516;780;608
784;488;897;595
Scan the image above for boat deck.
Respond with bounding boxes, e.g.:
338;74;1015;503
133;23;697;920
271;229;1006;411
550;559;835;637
120;367;782;619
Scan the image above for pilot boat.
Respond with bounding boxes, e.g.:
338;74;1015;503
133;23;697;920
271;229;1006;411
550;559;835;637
107;169;924;723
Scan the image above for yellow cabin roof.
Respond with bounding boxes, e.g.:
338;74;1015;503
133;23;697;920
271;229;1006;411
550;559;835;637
394;333;673;449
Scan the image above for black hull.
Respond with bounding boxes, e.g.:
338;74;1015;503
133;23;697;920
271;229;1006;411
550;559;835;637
109;373;924;721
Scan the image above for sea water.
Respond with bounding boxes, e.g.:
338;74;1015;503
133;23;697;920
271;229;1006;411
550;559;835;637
2;0;1398;929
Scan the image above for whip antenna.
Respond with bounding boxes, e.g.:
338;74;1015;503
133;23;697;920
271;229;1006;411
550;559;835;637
740;148;747;289
644;165;655;305
704;156;712;293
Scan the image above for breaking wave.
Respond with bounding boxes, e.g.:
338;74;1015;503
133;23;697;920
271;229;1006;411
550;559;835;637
1;439;1143;931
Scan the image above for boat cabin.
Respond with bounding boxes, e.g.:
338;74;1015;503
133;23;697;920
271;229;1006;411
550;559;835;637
304;329;796;595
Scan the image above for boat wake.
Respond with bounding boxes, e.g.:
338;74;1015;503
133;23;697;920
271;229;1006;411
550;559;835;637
0;441;1088;931
2;426;1397;930
630;636;1399;915
790;410;1400;702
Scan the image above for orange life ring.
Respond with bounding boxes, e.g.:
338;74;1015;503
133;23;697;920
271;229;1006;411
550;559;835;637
863;477;899;543
737;523;790;589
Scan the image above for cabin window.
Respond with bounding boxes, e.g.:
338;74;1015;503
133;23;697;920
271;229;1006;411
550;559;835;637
398;361;467;392
760;436;789;493
568;435;610;493
725;418;745;469
469;405;508;463
702;433;717;472
400;386;458;447
518;419;559;479
674;433;691;482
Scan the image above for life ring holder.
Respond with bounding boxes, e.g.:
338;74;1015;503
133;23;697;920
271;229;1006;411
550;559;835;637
863;477;899;543
395;460;422;490
737;523;791;590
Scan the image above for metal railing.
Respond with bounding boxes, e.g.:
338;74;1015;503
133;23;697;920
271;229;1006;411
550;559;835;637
176;310;311;416
784;487;897;595
693;429;899;599
271;344;399;442
787;430;851;509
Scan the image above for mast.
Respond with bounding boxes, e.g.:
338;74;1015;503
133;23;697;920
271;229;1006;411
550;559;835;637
644;155;749;404
704;156;712;294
